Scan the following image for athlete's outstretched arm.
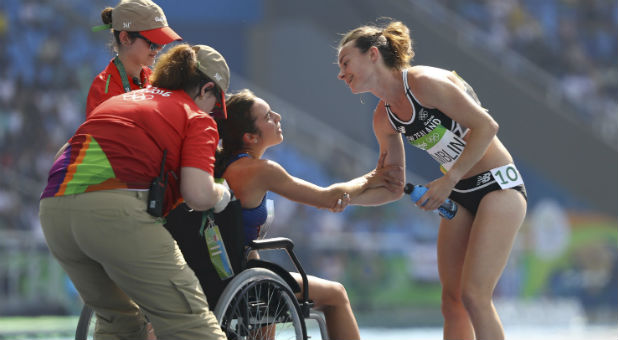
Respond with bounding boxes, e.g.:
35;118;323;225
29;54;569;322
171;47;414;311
350;101;406;206
254;156;396;211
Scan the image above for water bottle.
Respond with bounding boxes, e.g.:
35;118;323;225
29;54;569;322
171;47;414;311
404;183;458;220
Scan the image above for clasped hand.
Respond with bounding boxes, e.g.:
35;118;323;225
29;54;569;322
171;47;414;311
328;153;404;213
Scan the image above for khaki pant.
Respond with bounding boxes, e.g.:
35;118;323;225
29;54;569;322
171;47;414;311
39;190;225;340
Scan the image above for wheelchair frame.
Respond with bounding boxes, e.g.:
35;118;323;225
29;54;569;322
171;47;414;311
74;237;328;340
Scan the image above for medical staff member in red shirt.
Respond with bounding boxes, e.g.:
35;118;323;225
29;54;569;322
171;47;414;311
39;44;230;340
87;0;181;118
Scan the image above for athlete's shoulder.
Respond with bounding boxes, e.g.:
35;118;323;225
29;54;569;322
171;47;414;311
227;157;285;184
372;100;389;123
373;100;398;135
407;66;450;85
256;158;285;175
373;99;387;114
406;66;453;107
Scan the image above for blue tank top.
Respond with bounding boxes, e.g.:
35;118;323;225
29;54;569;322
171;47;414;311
226;153;268;244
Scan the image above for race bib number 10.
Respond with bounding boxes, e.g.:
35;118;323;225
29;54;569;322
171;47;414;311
491;164;524;189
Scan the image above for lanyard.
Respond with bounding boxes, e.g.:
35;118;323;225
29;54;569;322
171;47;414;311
113;56;140;93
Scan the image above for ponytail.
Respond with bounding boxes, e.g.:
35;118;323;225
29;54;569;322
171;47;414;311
339;19;414;70
150;44;214;95
382;21;414;69
101;7;113;25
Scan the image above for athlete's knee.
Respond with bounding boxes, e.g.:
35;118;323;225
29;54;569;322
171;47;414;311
326;281;351;306
460;286;492;314
441;290;466;318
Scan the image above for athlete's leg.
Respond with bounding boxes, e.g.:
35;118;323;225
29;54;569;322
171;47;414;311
437;206;475;340
291;273;360;340
460;189;526;340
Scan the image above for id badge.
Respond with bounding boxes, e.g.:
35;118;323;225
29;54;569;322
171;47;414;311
201;212;234;280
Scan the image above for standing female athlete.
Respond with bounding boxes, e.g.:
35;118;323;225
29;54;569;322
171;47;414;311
210;89;402;340
87;0;181;117
40;43;231;339
336;20;527;339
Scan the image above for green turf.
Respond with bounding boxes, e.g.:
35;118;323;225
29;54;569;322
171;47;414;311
0;316;78;338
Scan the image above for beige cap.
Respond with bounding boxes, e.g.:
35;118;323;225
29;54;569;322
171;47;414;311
192;45;230;92
192;45;230;118
112;0;181;44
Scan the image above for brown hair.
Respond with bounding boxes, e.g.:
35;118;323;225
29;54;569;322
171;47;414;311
339;20;414;70
101;7;139;51
150;44;216;96
214;89;260;177
101;7;113;25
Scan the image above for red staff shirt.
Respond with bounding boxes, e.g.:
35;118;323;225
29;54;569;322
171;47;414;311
85;58;152;118
43;87;218;216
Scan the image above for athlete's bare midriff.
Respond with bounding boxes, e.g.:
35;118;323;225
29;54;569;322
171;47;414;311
461;134;514;180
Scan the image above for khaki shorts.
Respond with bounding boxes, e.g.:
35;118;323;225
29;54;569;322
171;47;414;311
39;190;225;340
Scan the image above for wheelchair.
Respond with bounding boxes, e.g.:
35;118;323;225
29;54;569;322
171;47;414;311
74;236;328;340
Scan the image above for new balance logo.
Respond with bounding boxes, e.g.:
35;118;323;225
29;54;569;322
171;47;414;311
476;173;492;186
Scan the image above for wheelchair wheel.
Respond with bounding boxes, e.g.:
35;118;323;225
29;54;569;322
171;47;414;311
75;305;95;340
214;267;306;340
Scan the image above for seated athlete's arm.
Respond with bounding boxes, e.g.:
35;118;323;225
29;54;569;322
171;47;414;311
255;159;348;209
255;151;402;211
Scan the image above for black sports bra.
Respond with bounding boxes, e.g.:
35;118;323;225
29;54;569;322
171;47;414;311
385;69;471;173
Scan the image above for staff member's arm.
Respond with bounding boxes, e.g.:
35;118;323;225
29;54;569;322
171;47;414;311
181;167;230;212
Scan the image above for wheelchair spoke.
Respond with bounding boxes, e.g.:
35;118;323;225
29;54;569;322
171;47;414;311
215;269;305;340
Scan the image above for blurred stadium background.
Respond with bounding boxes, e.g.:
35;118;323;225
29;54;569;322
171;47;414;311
0;0;616;338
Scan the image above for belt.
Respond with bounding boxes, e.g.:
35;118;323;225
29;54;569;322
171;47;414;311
104;189;149;202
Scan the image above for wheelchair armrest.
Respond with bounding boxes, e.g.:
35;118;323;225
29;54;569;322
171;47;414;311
246;237;310;305
248;237;294;252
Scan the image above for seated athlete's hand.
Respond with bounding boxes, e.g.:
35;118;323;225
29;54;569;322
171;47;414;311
329;192;351;213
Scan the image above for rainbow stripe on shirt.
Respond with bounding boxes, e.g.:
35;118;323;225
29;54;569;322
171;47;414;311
41;134;127;199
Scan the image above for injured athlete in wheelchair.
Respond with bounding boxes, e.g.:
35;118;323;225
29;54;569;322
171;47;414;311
164;89;403;340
